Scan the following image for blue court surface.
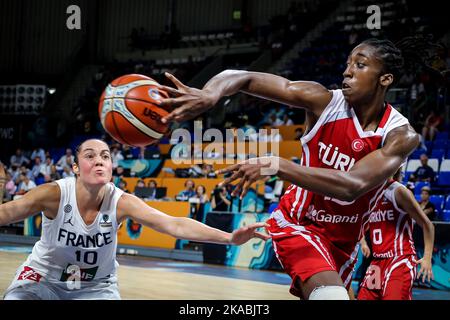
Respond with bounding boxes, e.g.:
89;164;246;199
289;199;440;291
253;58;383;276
1;245;449;300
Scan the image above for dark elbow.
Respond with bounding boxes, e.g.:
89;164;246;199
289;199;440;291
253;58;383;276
339;192;358;203
339;181;365;202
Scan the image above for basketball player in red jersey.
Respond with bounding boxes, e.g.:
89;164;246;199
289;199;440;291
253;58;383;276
158;39;420;299
357;170;434;300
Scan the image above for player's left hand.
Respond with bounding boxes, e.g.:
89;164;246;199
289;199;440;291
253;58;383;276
216;156;281;199
416;258;434;283
158;73;219;123
361;243;371;258
230;222;270;245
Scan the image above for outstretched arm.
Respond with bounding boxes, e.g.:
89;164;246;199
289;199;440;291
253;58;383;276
395;186;435;283
117;193;269;245
219;124;420;201
159;70;332;123
0;183;60;226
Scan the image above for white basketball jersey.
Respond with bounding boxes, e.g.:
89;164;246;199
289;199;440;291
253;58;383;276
24;177;124;285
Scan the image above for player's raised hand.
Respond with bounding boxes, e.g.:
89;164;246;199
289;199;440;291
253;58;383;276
158;73;219;123
230;222;270;245
416;258;434;283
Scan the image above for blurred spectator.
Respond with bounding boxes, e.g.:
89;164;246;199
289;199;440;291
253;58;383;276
114;165;130;177
56;148;75;171
146;179;158;200
281;114;294;126
45;150;52;160
8;165;20;183
422;109;444;141
194;185;209;204
30;157;46;180
113;165;130;185
10;148;30;168
418;186;437;221
118;179;130;193
431;46;448;72
211;185;231;211
268;113;284;127
192;185;210;223
13;165;32;183
348;28;360;46
42;157;53;178
410;76;425;101
409;154;435;182
135;179;145;189
4;173;17;201
294;127;304;140
239;115;256;135
122;145;135;160
111;146;124;169
202;164;217;178
177;179;196;200
47;165;62;182
14;174;36;199
31;147;46;163
62;167;74;178
398;70;414;88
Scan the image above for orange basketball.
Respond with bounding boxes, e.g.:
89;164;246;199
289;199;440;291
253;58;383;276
98;74;171;147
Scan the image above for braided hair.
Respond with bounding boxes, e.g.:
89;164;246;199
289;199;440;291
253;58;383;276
361;36;446;87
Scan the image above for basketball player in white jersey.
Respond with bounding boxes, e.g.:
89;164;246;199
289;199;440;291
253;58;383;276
0;139;269;300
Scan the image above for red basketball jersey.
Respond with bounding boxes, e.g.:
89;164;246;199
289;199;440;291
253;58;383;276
270;89;409;253
368;181;416;258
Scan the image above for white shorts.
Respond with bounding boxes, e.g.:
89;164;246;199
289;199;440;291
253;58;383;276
3;263;121;300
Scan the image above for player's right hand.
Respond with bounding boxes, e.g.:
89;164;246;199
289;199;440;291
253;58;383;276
158;73;219;123
416;258;434;283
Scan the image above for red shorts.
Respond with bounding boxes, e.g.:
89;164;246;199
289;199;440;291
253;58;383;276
357;255;417;300
268;219;359;297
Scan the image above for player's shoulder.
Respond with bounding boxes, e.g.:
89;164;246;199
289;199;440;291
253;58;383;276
314;89;350;121
383;122;420;148
325;89;347;111
117;191;139;209
21;182;61;217
34;181;61;198
384;180;412;203
116;191;142;222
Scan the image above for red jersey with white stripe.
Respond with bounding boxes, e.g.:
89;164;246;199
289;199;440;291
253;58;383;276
368;181;416;258
269;89;409;253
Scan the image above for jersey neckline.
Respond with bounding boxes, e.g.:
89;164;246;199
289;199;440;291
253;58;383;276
72;183;111;231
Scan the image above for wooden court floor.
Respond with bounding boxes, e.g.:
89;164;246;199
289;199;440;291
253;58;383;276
0;251;296;300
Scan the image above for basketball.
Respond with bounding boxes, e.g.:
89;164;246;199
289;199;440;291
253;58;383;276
98;74;170;147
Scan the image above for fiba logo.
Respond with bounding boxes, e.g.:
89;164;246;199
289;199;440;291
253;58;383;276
100;214;113;228
64;204;72;214
351;139;364;152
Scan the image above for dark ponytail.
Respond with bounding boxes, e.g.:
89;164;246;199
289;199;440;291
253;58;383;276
361;36;446;86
